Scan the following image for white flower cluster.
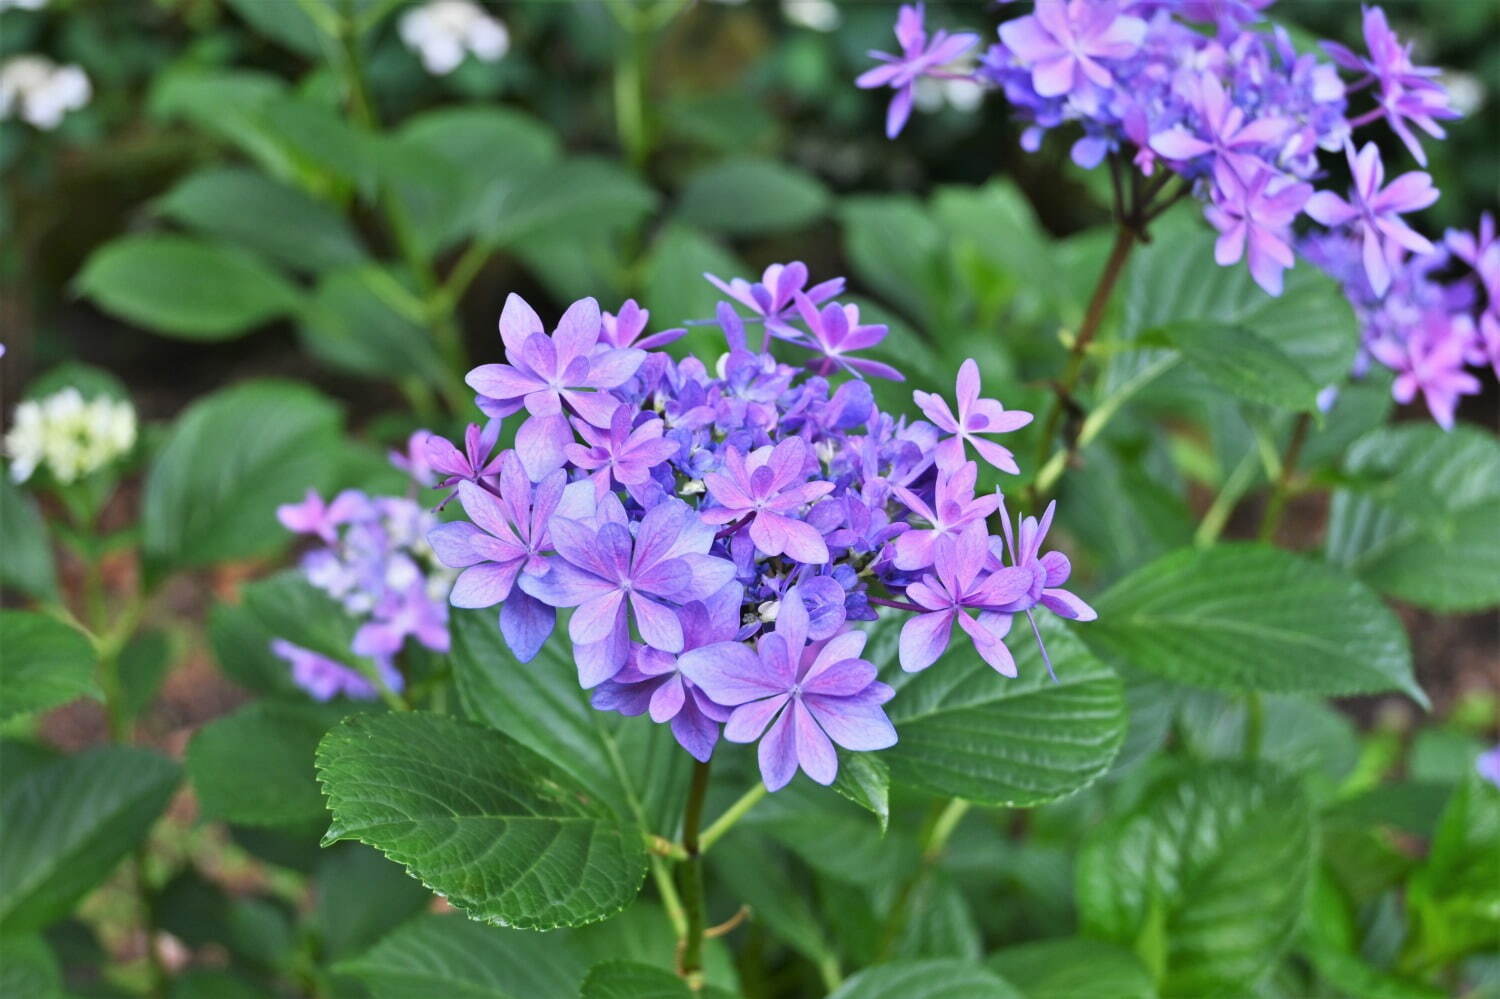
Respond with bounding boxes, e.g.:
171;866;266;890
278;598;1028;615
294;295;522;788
0;55;90;130
399;0;509;76
5;388;136;484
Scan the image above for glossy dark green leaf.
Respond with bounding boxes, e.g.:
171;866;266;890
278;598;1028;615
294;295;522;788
317;712;648;930
677;157;829;235
579;961;695;999
877;616;1127;807
142;380;344;572
1326;424;1500;612
1087;544;1423;704
0;746;179;932
0;610;98;722
831;751;890;832
76;234;302;340
1075;762;1314;997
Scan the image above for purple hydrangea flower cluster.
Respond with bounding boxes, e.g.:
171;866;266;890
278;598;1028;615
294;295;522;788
858;3;1492;429
428;280;1094;791
273;461;455;701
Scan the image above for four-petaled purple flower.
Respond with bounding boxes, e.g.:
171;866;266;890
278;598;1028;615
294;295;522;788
277;488;370;544
703;437;835;565
565;405;679;498
997;0;1145;114
890;460;999;571
466;294;646;479
1367;314;1481;430
521;495;737;686
899;524;1032;675
1205;161;1311;297
353;574;450;658
792;293;902;381
425;421;503;507
1305;141;1438;297
705;261;845;342
913;358;1032;473
1149;73;1291;178
679;587;897;791
856;3;979;138
601;298;686;351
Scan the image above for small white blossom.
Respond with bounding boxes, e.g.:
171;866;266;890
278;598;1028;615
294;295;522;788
399;0;509;76
5;387;136;484
0;0;49;10
782;0;839;32
0;55;90;130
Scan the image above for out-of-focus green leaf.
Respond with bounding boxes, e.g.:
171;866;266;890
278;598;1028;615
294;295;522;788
0;935;62;999
1076;762;1314;997
0;747;179;932
827;959;1024;999
1153;321;1319;411
1086;544;1423;704
987;937;1157;999
0;610;98;722
187;700;348;828
641;223;746;330
142;380;343;572
312;844;433;961
677;157;828;235
317;712;648;930
0;476;57;600
1326;424;1500;612
1406;773;1500;965
117;629;171;723
709;831;841;977
298;264;449;381
155;167;365;273
481;157;657;248
76;234;302;341
840;196;946;331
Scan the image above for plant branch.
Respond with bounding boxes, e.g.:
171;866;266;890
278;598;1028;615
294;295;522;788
1258;411;1312;543
676;759;712;985
699;782;768;853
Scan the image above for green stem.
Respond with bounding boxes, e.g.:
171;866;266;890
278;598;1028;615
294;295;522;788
607;0;653;170
677;759;712;985
1193;450;1260;548
877;798;971;960
1257;411;1311;543
698;782;767;853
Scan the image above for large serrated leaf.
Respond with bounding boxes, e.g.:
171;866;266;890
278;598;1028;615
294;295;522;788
827;959;1024;999
316;712;648;930
1075;762;1315;997
874;616;1126;807
1154;321;1318;411
1326;424;1500;612
1086;544;1423;704
0;747;180;932
0;610;99;722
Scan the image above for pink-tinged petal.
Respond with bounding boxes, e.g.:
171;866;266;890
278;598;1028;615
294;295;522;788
630;499;688;573
802;658;877;697
807;630;868;679
518;561;611;607
755;705;799;791
569;588;626;645
905;577;950;611
969;436;1021;475
1375;215;1436;255
671;704;719;763
886;84;914;139
724;693;789;743
976;565;1034;607
678;642;780;705
1362;226;1392;297
900;610;955;672
551;296;601;366
1075;52;1113;89
456;481;519;546
912;389;958;432
791;701;838;786
768;515;831;565
450;561;522;608
648;672;686;723
856;62;904;89
1247;241;1287;297
499;293;543;356
548;517;613;579
925;32;979;67
803;696;897;752
956;613;1016;676
585;347;646;388
1093;13;1145;54
514;413;572;481
1149;128;1213;161
465;363;545;401
932;435;966;471
998;15;1053;60
276;490;324;534
1376;171;1439;214
679;553;738;598
954;358;981;414
1304;191;1358;227
631;592;684;653
892;531;936;572
427;521;489;568
775;587;811;654
1041;587;1097;622
563;388;623;428
499;590;553;663
1032;55;1077;98
1215;222;1247;266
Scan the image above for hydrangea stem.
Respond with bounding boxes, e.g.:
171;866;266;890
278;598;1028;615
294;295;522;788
677;758;712;984
1258;411;1312;542
698;782;768;853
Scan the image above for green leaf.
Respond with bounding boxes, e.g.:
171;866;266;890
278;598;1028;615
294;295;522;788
1075;762;1314;997
746;783;909;885
187;700;346;828
481;158;657;249
169;969;265;999
1407;772;1500;962
0;610;98;722
156;167;365;274
642;223;746;330
209;601;301;699
299;264;449;381
221;0;327;56
840;196;945;330
570;901;740;992
148;69;295;180
240;571;391;698
0;935;62;999
1326;424;1500;612
312;844;433;961
0;746;180;932
987;937;1156;999
117;629;172;723
1086;544;1423;704
75;234;303;341
827;959;1024;999
333;913;585;998
677;157;828;235
709;831;841;974
932;179;1055;322
1301;942;1446;999
316;712;648;930
832;751;890;832
142;380;344;572
0;475;57;599
876;615;1127;807
1153;321;1319;411
579;961;697;999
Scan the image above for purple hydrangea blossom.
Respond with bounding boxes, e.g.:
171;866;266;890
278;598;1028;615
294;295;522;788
425;421;503;507
790;294;903;381
1478;744;1500;790
997;0;1145;114
1367;313;1481;430
705;261;844;342
913;358;1033;473
277;488;370;544
270;639;404;702
702;437;835;565
678;587;896;790
565;405;679;499
601;298;685;351
856;3;980;138
899;524;1032;675
1205;162;1311;297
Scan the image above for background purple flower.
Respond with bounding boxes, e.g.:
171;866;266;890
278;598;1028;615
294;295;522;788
857;3;979;138
271;638;403;702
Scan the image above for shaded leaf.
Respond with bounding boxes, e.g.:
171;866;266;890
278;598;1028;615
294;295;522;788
677;157;828;236
827;959;1023;999
0;610;98;723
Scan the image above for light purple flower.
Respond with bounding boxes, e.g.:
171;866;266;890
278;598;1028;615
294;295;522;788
857;3;979;138
389;429;438;487
520;495;737;686
899;524;1032;675
425;421;503;507
791;293;903;381
1446;212;1496;271
1305;141;1438;297
271;638;403;702
890;460;1000;571
466;294;645;479
1204;161;1311;297
601;299;685;351
702;437;836;565
705;262;844;342
1478;744;1500;790
353;574;450;657
564;405;679;497
996;0;1145;114
1367;314;1481;430
678;587;896;791
590;583;742;762
1148;72;1291;177
277;489;370;544
912;358;1032;473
